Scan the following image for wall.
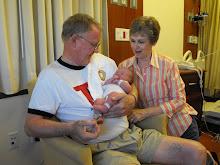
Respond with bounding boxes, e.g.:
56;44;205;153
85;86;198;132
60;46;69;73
107;0;143;65
0;95;43;164
143;0;184;61
108;0;202;62
108;0;186;62
184;0;199;59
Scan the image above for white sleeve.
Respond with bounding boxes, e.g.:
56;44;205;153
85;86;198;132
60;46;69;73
88;53;118;100
28;70;60;115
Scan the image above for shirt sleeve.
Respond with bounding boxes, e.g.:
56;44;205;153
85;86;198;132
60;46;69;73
159;62;187;118
28;70;60;117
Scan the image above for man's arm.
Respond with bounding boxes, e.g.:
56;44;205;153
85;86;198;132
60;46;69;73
24;113;100;143
104;83;137;118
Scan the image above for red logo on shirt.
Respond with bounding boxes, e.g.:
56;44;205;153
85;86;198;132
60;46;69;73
74;82;94;105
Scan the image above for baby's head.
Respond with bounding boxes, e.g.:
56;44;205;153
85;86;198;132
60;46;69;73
114;67;134;84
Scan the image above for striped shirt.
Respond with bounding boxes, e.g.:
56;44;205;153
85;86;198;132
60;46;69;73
119;50;198;137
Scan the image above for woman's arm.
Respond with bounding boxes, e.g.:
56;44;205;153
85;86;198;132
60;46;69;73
129;62;186;122
127;106;163;123
159;62;186;118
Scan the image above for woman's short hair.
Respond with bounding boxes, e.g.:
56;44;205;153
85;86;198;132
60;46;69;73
130;16;160;44
61;13;103;41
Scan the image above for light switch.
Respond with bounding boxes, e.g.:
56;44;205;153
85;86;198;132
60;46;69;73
187;36;194;44
115;28;130;41
193;36;198;44
187;35;198;44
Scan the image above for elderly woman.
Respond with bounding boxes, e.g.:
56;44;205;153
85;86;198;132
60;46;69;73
119;16;200;141
119;16;220;164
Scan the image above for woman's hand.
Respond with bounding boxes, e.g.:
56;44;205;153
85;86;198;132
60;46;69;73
104;93;135;118
128;106;164;123
128;108;149;123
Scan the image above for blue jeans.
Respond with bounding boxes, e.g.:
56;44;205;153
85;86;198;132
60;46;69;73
180;115;200;141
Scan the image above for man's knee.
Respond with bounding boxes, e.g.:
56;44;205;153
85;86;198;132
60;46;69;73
187;141;207;164
195;143;207;159
155;137;207;165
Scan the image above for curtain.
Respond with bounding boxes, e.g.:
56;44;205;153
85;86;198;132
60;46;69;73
0;0;21;94
0;0;108;95
198;0;220;90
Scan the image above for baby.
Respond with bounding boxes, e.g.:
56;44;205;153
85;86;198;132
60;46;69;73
93;67;134;123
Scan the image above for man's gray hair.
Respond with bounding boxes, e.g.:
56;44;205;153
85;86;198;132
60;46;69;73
61;13;103;41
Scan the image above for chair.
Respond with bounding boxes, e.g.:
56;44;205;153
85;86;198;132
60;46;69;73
27;78;168;165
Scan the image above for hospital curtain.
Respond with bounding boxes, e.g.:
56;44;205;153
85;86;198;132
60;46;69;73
0;0;109;95
198;0;220;90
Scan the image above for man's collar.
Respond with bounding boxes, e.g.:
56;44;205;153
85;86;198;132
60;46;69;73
57;56;86;70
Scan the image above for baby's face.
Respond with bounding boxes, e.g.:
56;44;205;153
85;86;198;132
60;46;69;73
113;68;132;82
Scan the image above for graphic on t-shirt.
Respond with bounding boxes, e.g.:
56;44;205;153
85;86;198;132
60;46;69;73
74;82;94;105
98;70;106;81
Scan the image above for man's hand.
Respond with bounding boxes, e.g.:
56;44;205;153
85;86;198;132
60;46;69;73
25;114;100;144
104;93;135;118
70;120;100;143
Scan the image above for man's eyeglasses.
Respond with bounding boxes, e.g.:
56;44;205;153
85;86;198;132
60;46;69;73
76;34;100;50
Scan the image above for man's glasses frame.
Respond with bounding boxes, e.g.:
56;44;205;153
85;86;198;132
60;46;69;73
76;34;100;50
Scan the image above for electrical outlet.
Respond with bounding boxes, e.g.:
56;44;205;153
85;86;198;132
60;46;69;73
188;12;192;22
8;131;19;150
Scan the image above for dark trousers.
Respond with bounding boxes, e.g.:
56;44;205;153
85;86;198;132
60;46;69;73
181;115;200;141
180;115;216;165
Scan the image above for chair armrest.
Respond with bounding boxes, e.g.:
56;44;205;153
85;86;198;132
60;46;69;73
27;78;37;97
40;136;93;165
28;78;93;164
135;114;168;135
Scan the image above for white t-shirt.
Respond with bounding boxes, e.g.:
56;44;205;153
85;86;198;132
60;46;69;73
28;53;128;144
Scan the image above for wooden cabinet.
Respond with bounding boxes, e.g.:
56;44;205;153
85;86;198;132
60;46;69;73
179;69;205;130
